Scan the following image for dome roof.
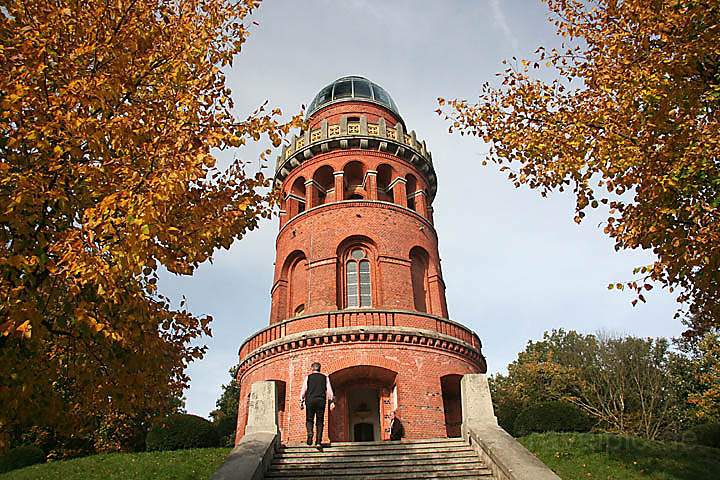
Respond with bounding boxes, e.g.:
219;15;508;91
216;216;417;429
306;76;401;120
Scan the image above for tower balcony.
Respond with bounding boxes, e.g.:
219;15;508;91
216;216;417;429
237;309;484;376
275;115;437;201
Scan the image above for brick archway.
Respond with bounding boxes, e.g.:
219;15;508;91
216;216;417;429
328;365;397;442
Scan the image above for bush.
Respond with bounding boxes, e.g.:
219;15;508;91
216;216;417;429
514;401;593;437
0;445;45;473
494;398;524;436
213;415;237;448
687;423;720;449
146;414;220;452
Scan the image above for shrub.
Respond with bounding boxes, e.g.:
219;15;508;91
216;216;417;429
687;423;720;449
514;401;593;437
145;414;220;451
214;415;238;448
0;445;45;473
494;398;524;436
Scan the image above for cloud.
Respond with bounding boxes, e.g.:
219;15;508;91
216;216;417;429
490;0;520;53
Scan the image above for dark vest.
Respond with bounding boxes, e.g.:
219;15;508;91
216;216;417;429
306;372;327;401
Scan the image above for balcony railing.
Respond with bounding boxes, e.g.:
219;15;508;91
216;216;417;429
238;309;481;361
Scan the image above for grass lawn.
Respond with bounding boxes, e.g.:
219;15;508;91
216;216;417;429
0;448;230;480
520;432;720;480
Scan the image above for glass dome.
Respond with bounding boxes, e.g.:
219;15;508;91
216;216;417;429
306;76;401;120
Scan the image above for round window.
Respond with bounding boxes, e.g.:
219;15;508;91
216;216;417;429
351;249;366;260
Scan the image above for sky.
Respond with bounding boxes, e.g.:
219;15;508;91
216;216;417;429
159;0;684;418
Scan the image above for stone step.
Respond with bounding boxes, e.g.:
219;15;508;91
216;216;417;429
277;445;475;458
274;451;480;465
283;437;466;448
280;440;467;453
269;457;482;472
267;473;492;480
266;464;491;478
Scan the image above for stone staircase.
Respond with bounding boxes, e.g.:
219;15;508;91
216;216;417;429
265;437;494;479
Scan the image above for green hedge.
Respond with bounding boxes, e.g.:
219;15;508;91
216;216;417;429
687;423;720;449
514;401;593;437
0;445;45;474
145;414;220;452
213;415;237;448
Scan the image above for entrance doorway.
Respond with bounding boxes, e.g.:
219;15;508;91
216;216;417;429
441;374;463;438
327;365;398;442
348;387;380;441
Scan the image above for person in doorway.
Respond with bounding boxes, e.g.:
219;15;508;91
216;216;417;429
389;410;404;441
300;362;335;447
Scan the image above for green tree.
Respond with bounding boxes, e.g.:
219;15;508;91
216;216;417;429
494;330;692;440
210;365;240;446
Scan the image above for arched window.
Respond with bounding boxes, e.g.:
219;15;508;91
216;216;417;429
346;248;371;308
410;247;429;313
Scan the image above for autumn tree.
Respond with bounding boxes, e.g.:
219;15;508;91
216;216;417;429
676;324;720;421
439;0;720;333
0;0;299;452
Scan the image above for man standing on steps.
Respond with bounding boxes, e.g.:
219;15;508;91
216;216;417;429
300;362;335;448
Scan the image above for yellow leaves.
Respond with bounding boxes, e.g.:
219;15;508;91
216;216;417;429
16;321;32;339
140;224;151;240
439;0;720;330
0;0;296;447
6;255;26;269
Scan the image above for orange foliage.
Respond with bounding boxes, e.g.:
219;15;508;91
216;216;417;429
439;0;720;332
689;333;720;420
0;0;300;449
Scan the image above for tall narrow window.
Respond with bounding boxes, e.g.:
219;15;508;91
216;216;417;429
346;248;371;308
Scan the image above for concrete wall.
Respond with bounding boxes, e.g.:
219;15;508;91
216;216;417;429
461;374;561;480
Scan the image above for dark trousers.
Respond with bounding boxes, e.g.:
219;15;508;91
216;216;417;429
305;397;326;443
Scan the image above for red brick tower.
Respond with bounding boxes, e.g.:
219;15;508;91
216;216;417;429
235;76;486;445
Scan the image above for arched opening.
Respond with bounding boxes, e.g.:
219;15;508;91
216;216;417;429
406;174;418;211
440;374;463;438
279;250;308;321
290;176;306;215
313;165;334;205
410;246;430;313
288;256;308;318
343;161;366;199
377;164;394;203
328;365;398;442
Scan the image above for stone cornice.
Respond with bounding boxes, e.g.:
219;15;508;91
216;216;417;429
237;325;486;376
275;115;437;201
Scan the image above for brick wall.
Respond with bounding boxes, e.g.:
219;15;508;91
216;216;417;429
235;342;483;445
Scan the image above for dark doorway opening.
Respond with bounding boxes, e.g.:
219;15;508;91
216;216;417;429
353;423;374;442
441;374;463;438
348;387;380;441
